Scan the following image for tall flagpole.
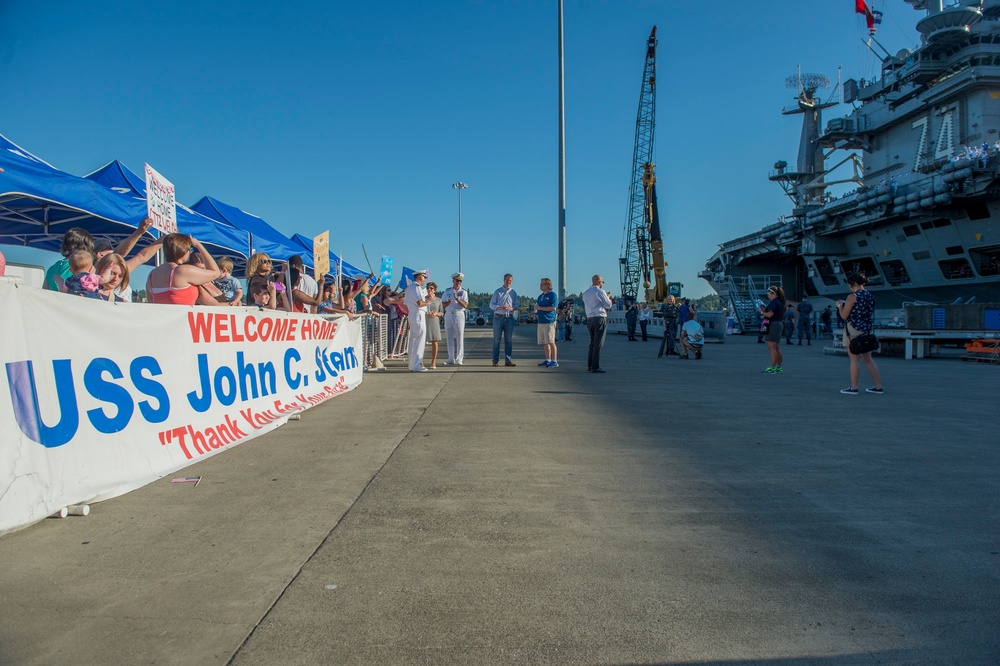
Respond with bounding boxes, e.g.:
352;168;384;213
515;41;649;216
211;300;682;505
557;0;567;299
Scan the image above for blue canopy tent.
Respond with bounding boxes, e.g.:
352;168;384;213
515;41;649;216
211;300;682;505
191;196;311;268
0;134;149;252
288;233;369;282
84;161;252;270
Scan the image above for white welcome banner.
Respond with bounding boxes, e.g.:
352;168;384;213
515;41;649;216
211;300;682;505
0;280;363;534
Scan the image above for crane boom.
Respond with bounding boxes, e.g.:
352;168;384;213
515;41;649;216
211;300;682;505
643;162;669;303
619;27;664;305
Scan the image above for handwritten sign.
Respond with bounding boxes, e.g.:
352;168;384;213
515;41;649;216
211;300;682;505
144;163;178;234
314;231;330;280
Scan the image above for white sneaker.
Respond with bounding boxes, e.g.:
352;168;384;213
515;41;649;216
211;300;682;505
411;367;428;373
444;361;454;366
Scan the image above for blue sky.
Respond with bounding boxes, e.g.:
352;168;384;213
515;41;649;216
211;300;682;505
0;0;916;297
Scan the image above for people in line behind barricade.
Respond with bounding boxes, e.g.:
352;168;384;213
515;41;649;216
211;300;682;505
245;253;284;311
657;295;680;358
146;234;221;306
425;281;443;369
679;312;704;360
285;267;324;313
45;219;154;293
370;284;388;315
442;272;468;366
379;287;405;351
93;253;130;302
319;282;357;319
249;281;271;309
367;282;385;314
288;256;318;313
187;251;229;306
352;275;378;315
63;249;100;297
336;277;365;315
214;257;244;306
45;228;94;292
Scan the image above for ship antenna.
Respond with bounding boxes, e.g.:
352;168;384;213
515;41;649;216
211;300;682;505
860;36;891;62
869;34;893;60
828;65;843;106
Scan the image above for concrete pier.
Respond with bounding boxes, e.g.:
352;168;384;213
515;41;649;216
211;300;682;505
1;328;997;664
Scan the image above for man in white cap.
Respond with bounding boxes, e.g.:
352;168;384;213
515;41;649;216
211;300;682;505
441;272;469;365
404;270;432;371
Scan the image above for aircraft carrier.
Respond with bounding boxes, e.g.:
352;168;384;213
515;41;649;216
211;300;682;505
701;0;1000;331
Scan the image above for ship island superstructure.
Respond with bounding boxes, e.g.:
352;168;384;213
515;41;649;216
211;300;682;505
701;0;1000;331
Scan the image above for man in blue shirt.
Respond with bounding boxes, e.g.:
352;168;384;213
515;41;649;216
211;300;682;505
490;273;518;367
534;277;559;367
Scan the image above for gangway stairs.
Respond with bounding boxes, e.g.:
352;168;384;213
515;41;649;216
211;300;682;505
726;275;783;334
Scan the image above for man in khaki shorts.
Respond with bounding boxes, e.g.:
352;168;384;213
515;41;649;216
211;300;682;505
534;277;559;367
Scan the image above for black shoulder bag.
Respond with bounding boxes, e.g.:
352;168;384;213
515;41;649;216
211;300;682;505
846;300;879;354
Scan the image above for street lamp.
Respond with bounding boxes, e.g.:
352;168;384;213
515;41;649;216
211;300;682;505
452;181;468;272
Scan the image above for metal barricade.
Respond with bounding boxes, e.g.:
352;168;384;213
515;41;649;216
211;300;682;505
390;316;410;359
361;313;389;367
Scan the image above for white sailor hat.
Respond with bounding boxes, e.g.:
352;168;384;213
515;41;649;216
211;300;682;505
413;269;428;277
451;272;464;280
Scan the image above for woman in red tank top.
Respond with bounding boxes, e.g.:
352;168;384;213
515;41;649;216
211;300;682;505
146;234;221;305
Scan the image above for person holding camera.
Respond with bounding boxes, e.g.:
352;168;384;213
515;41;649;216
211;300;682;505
837;272;883;395
657;295;680;357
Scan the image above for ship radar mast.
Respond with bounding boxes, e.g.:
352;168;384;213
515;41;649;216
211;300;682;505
770;68;838;211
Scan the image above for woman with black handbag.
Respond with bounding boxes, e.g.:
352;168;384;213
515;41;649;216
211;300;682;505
837;272;884;395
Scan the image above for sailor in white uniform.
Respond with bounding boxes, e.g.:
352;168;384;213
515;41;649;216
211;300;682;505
404;269;431;372
441;272;469;365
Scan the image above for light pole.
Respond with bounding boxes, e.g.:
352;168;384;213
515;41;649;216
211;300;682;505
557;0;567;299
452;182;468;272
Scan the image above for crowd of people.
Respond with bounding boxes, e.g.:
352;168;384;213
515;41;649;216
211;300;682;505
33;225;883;392
39;224;418;317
